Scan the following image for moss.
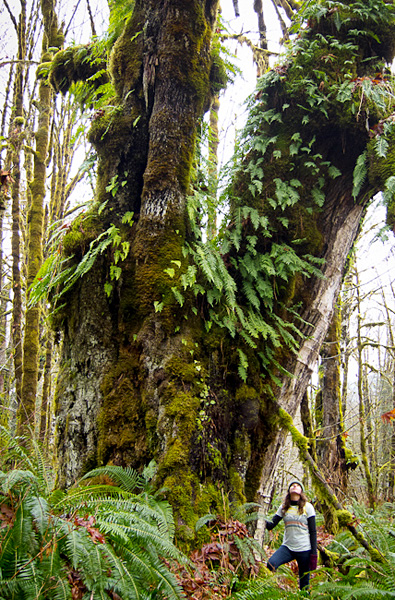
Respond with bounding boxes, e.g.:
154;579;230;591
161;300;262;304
278;408;309;452
49;45;109;95
161;470;226;550
206;442;226;471
165;392;200;428
319;546;340;568
97;352;149;467
160;439;190;471
229;467;247;505
161;471;200;548
108;12;144;99
336;509;354;528
132;228;187;322
235;384;257;403
62;211;102;258
343;447;360;469
368;548;385;563
165;356;199;384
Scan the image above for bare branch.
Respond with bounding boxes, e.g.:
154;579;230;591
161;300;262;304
86;0;97;37
277;0;297;21
232;0;240;18
3;0;18;32
221;33;275;75
63;0;83;39
0;59;39;69
253;0;268;57
270;0;289;40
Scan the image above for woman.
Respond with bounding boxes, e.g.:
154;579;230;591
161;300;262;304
265;480;317;589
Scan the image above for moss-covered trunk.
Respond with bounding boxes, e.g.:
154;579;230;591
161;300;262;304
18;0;63;434
10;2;26;412
317;305;350;496
55;1;222;529
355;269;376;509
54;0;395;544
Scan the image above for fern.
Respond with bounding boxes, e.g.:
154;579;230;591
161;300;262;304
78;464;144;492
237;348;249;381
352;151;368;200
0;453;186;600
310;501;395;599
382;175;395;206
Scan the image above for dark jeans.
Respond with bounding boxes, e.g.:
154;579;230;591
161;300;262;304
267;545;311;589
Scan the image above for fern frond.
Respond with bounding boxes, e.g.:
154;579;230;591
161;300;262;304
26;495;50;537
352;151;368;199
382;175;395;206
0;469;38;495
195;513;217;531
79;465;144;492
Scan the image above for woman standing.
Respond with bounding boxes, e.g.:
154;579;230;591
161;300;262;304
265;480;317;589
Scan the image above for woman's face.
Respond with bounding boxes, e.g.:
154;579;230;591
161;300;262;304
289;483;302;496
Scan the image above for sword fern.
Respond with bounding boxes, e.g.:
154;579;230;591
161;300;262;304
0;446;185;600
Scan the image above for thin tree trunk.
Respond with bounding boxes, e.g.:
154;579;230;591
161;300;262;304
300;390;317;462
0;66;14;404
207;94;219;240
10;1;27;416
279;406;385;564
355;269;376;509
253;0;268;50
389;367;395;501
39;333;52;446
18;0;62;434
258;197;365;501
318;303;349;498
341;269;353;422
382;283;395;501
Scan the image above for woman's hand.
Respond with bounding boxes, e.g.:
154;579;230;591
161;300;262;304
309;553;318;571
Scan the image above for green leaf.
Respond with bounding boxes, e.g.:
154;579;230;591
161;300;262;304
311;187;325;207
110;265;122;280
374;136;389;158
171;287;184;306
352;151;368;200
121;211;134;225
154;301;164;313
237;349;249;382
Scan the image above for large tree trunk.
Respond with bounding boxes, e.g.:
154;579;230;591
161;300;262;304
55;0;221;496
53;0;395;543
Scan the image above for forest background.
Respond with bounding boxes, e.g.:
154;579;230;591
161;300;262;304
0;0;395;599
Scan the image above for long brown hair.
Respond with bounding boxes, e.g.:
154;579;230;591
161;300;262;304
282;491;307;515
